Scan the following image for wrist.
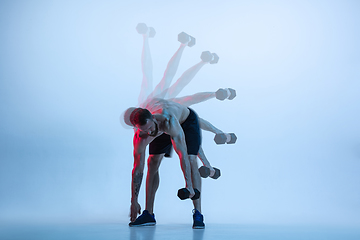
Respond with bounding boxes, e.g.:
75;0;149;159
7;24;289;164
186;182;193;189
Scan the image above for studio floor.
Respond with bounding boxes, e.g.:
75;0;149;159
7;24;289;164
1;223;360;240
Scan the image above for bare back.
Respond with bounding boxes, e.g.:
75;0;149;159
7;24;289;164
133;98;191;156
144;98;190;124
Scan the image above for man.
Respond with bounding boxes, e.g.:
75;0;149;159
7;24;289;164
125;24;236;228
129;97;205;228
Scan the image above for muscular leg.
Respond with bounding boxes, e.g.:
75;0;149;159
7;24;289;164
189;154;202;212
145;154;164;214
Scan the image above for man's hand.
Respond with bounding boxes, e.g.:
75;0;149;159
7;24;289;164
187;187;195;199
208;165;216;178
130;201;141;222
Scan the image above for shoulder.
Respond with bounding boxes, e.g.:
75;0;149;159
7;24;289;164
133;130;153;150
134;130;146;139
164;114;182;137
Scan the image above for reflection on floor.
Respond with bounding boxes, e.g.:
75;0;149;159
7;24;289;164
1;223;360;240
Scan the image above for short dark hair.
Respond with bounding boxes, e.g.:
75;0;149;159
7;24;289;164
130;108;152;126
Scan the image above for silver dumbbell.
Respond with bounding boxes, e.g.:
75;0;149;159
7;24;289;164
136;23;156;38
215;88;236;100
200;51;219;64
214;133;237;144
178;32;196;47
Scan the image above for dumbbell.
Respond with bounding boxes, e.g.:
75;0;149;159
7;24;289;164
200;51;219;64
198;166;221;179
178;32;196;47
177;188;200;200
136;23;156;38
215;88;236;100
214;133;237;144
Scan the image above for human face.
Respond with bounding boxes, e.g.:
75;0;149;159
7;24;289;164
136;118;159;137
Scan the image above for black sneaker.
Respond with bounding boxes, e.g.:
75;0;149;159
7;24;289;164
192;209;205;229
129;210;156;227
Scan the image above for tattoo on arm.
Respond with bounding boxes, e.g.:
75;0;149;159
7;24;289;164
133;172;143;197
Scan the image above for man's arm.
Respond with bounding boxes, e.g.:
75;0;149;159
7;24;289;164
167;116;194;196
130;131;148;222
148;44;186;100
197;146;216;176
131;150;145;203
170;92;215;107
138;28;153;106
198;117;223;134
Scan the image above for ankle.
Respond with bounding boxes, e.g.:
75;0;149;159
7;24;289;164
193;208;202;214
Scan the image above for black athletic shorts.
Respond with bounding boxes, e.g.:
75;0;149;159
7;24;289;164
149;108;201;157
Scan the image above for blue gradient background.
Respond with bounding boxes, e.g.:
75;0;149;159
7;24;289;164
0;0;359;227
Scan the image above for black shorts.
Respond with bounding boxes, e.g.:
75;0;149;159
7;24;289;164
149;108;201;157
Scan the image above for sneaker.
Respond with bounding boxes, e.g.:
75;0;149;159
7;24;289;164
129;210;156;227
192;209;205;229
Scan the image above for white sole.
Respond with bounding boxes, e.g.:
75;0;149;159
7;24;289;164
129;222;156;227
